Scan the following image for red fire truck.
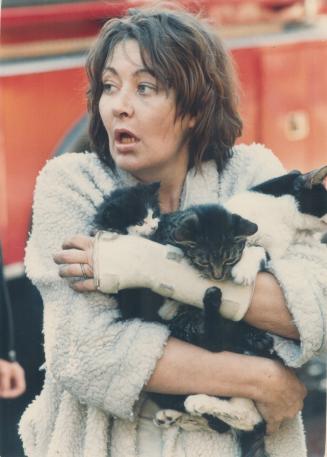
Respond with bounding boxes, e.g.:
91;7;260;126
1;0;327;276
0;1;326;455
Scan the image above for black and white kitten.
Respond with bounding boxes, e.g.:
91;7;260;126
94;181;161;237
94;182;163;322
225;165;327;285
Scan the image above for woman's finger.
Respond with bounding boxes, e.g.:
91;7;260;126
62;234;94;250
53;249;88;265
69;278;97;292
0;363;10;394
59;263;93;278
5;363;26;398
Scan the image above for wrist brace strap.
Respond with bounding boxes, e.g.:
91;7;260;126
93;232;254;321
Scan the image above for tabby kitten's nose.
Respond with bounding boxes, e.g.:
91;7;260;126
213;266;223;279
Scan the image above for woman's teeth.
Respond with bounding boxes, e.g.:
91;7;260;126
121;136;136;144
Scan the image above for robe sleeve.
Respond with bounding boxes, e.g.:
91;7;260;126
25;154;170;418
268;243;327;367
233;144;327;367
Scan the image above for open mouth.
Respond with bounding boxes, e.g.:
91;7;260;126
114;129;140;145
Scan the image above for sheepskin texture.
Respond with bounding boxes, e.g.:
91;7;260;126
19;143;327;457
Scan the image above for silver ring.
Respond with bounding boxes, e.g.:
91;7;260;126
80;263;88;280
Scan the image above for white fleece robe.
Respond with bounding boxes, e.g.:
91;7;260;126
19;143;327;457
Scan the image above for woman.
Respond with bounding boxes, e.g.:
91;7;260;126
19;7;326;457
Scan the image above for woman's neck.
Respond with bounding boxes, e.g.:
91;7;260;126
159;180;184;213
157;164;188;213
131;160;188;213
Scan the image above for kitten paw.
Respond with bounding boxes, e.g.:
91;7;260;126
232;246;266;285
231;260;257;285
158;299;180;321
185;395;262;431
154;409;182;427
244;329;274;354
203;287;222;308
154;409;210;431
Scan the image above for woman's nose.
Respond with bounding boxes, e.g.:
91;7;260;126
112;90;134;119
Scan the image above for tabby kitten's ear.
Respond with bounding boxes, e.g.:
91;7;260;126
232;214;258;238
173;213;199;243
302;165;327;189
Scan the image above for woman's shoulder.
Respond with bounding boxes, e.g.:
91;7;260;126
39;151;113;180
232;143;285;179
220;143;286;196
31;152;119;217
36;152;117;195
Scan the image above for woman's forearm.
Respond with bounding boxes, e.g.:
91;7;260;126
54;235;299;341
145;336;307;433
244;272;300;340
145;337;265;400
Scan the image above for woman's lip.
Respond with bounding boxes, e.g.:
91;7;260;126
114;128;140;142
114;140;140;153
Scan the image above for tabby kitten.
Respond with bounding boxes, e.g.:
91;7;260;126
152;204;274;457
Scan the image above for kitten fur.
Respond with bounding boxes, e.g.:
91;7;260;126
94;184;275;457
94;165;327;457
94;182;163;321
225;166;327;279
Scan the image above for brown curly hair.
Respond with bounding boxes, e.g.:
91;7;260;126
86;6;242;173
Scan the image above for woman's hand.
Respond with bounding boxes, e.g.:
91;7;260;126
0;360;26;398
254;359;307;434
53;234;96;292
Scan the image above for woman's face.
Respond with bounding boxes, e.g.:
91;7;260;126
99;40;195;182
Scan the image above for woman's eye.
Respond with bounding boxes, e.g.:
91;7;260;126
102;83;115;94
137;84;156;95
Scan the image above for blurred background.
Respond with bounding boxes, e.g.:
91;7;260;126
0;0;326;455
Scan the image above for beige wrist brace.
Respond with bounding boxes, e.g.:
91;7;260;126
93;231;254;321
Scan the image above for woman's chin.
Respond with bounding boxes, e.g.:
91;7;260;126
114;156;147;175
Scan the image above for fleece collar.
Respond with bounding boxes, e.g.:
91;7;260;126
115;160;220;210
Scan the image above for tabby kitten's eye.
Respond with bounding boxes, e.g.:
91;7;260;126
174;238;196;247
196;259;209;267
136;222;143;226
